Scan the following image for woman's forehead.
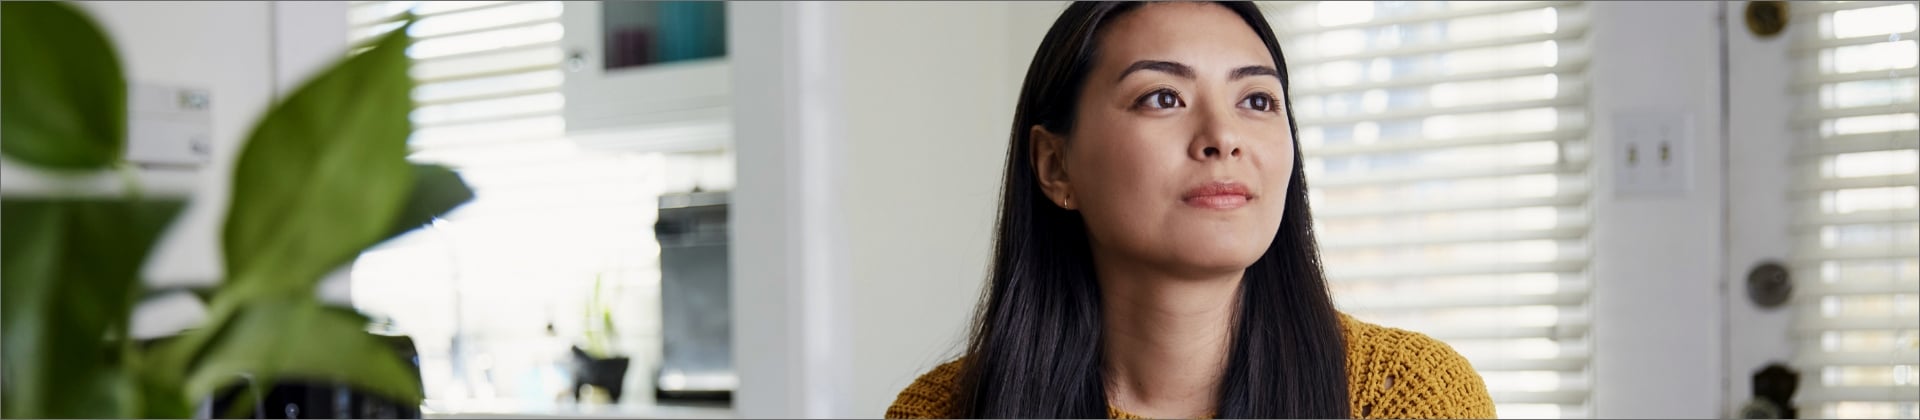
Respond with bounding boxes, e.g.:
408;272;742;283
1091;3;1275;79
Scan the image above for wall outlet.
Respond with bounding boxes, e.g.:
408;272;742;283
1613;111;1693;196
127;83;214;167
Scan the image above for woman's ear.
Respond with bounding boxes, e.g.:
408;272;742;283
1030;125;1077;210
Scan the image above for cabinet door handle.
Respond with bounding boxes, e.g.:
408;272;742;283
1745;1;1789;38
1738;363;1801;418
1746;260;1792;309
567;50;588;72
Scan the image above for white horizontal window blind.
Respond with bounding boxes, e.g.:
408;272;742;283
1789;1;1920;418
344;1;732;412
1266;2;1593;418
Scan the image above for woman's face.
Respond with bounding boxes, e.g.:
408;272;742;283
1034;3;1293;278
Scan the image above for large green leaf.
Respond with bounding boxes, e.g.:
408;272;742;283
1;198;186;418
382;164;474;243
138;302;243;416
220;23;417;299
132;355;194;419
182;300;423;407
0;2;128;169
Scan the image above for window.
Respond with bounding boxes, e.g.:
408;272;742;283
1265;2;1594;418
345;1;733;414
1790;2;1920;418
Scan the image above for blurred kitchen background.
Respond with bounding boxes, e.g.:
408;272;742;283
1;1;1914;418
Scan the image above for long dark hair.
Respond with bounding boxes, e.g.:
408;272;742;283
953;2;1349;418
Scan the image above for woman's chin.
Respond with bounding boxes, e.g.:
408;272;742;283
1157;221;1277;265
1159;238;1269;276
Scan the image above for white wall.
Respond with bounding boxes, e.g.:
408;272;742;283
77;1;275;292
1585;2;1728;418
54;1;347;337
1722;1;1799;416
728;3;854;418
836;2;1062;416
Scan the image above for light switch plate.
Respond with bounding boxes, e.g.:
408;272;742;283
127;83;213;167
1613;111;1693;196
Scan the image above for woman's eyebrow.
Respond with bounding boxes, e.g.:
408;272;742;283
1117;60;1195;82
1230;65;1280;81
1116;60;1281;83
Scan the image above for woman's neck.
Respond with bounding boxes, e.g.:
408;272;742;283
1094;257;1241;419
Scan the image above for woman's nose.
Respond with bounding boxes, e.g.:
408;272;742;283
1191;106;1244;161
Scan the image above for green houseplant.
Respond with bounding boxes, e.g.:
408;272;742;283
1;2;469;417
571;274;632;403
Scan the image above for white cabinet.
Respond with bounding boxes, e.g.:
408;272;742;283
560;1;731;154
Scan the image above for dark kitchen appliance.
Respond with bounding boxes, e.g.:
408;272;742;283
651;190;734;402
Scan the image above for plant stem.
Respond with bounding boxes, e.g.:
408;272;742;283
115;160;144;200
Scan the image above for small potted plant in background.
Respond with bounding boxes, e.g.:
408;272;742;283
570;274;631;405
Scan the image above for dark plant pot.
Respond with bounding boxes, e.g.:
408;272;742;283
157;333;423;419
570;346;631;404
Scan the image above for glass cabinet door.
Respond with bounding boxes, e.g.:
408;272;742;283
600;1;727;70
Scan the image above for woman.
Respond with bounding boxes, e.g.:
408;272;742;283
885;2;1495;419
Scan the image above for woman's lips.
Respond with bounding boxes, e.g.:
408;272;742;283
1183;181;1253;210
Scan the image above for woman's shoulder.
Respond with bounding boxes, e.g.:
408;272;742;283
1337;312;1471;364
885;358;966;419
1338;313;1497;419
885;317;1497;419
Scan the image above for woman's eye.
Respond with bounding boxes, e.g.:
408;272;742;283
1241;92;1277;112
1135;89;1185;110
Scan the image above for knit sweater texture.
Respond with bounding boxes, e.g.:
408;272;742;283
884;313;1496;419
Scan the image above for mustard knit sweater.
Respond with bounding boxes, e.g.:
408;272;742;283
885;314;1496;419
